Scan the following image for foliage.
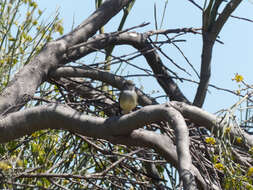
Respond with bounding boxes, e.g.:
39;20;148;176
0;0;62;91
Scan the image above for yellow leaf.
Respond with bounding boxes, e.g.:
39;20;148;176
205;137;216;145
225;127;231;134
8;37;16;41
232;73;244;83
214;163;224;171
0;161;11;171
38;9;42;15
247;167;253;176
236;137;242;144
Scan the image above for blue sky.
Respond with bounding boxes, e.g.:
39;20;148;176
37;0;253;113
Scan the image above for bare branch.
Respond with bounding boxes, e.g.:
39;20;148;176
64;31;190;103
0;103;196;189
213;0;243;36
193;0;243;107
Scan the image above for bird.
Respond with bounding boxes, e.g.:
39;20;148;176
119;81;138;114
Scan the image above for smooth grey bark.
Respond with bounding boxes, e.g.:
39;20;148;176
0;103;198;189
0;103;184;146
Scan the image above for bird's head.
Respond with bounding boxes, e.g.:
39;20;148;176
122;80;135;91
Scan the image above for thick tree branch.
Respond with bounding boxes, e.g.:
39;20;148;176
63;0;133;46
193;0;242;107
51;66;157;107
0;103;181;143
171;101;253;147
193;33;213;108
0;103;196;189
0;0;132;115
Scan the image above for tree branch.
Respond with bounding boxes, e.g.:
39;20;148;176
193;0;243;107
63;31;190;103
51;66;157;107
213;0;243;36
171;101;253;147
64;0;134;46
0;103;197;189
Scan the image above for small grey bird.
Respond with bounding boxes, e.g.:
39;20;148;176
119;81;138;114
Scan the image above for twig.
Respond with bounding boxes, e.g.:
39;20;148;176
99;149;143;176
68;22;150;51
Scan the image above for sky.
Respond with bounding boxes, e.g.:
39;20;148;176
36;0;253;114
